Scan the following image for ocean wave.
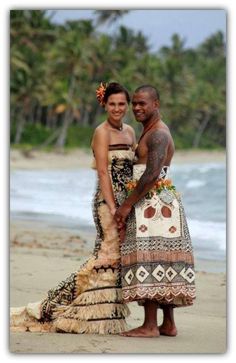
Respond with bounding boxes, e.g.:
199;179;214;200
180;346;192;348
188;219;226;252
186;180;206;188
10;165;226;260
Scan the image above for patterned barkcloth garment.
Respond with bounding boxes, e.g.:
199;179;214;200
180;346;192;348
121;164;196;306
10;147;134;334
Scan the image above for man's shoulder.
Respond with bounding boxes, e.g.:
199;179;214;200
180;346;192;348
144;129;172;150
148;128;171;140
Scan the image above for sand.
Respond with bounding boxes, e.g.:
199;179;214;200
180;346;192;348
9;219;226;354
9;148;226;354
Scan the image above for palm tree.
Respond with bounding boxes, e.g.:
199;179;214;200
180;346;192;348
94;10;129;25
10;10;55;143
45;20;96;148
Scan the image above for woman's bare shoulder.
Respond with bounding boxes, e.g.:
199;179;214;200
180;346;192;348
91;122;109;148
124;123;135;135
124;123;134;130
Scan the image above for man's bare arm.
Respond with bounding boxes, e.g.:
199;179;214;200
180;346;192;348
121;129;169;208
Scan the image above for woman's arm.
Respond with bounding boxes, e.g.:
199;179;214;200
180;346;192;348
92;127;116;215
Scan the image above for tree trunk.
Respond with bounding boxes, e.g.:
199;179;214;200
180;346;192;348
55;74;75;149
14;115;25;144
89;105;102;126
81;108;90;126
192;114;210;148
45;105;52;127
55;109;72;148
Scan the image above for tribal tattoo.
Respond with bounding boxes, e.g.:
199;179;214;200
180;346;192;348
123;129;169;207
114;129;170;225
135;130;169;194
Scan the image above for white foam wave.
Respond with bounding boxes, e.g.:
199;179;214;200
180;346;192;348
188;219;226;252
186;180;206;188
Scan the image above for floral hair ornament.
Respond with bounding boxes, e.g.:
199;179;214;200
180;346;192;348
96;82;107;106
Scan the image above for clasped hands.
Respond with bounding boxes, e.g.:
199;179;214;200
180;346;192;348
113;202;132;243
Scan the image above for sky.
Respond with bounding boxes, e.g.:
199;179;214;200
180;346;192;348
48;9;226;51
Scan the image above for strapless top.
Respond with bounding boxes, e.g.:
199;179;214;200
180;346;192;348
91;144;135;169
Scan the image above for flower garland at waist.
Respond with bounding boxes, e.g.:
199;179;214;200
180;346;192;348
126;178;176;199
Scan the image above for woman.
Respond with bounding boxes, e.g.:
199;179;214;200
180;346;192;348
11;82;136;334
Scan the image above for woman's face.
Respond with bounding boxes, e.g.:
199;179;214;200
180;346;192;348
105;92;128;123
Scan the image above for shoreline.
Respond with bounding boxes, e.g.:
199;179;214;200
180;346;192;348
10;218;225;274
10;148;226;170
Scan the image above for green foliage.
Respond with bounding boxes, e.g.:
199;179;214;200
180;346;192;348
12;123;52;145
66;125;94;147
10;10;226;150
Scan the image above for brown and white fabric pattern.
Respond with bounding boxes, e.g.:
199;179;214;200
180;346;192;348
121;165;196;307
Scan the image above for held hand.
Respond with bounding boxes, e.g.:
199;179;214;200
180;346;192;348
114;203;132;226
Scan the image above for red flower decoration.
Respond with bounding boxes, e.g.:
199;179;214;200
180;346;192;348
96;82;107;106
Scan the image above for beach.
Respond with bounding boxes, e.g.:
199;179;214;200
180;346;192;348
9;148;226;354
10;148;226;170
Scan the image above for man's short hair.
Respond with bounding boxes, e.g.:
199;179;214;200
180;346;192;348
134;85;160;101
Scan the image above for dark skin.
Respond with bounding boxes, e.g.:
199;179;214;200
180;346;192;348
115;91;175;226
114;90;177;338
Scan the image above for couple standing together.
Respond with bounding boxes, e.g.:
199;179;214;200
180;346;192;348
11;82;196;338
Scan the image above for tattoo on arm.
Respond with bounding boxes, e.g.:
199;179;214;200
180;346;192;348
134;130;169;195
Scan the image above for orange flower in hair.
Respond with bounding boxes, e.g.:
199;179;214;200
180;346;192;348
96;82;107;106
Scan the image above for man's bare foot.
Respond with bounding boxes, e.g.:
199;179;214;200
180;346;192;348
120;325;160;338
159;324;177;337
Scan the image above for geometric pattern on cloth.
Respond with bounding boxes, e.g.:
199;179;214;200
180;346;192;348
121;165;196;307
135;266;149;283
152;265;165;282
122;262;195;287
124;269;134;285
166;266;178;281
184;267;195;283
122;284;196;305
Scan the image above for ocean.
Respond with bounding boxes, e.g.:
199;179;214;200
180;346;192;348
10;162;226;263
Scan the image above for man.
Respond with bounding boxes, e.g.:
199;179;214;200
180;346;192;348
114;85;196;337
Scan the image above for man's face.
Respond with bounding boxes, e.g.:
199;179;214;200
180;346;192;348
132;91;158;123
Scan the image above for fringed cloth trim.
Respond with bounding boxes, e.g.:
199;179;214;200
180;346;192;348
10;317;129;335
72;286;123;306
10;302;130;334
52;302;130;321
54;316;128;335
